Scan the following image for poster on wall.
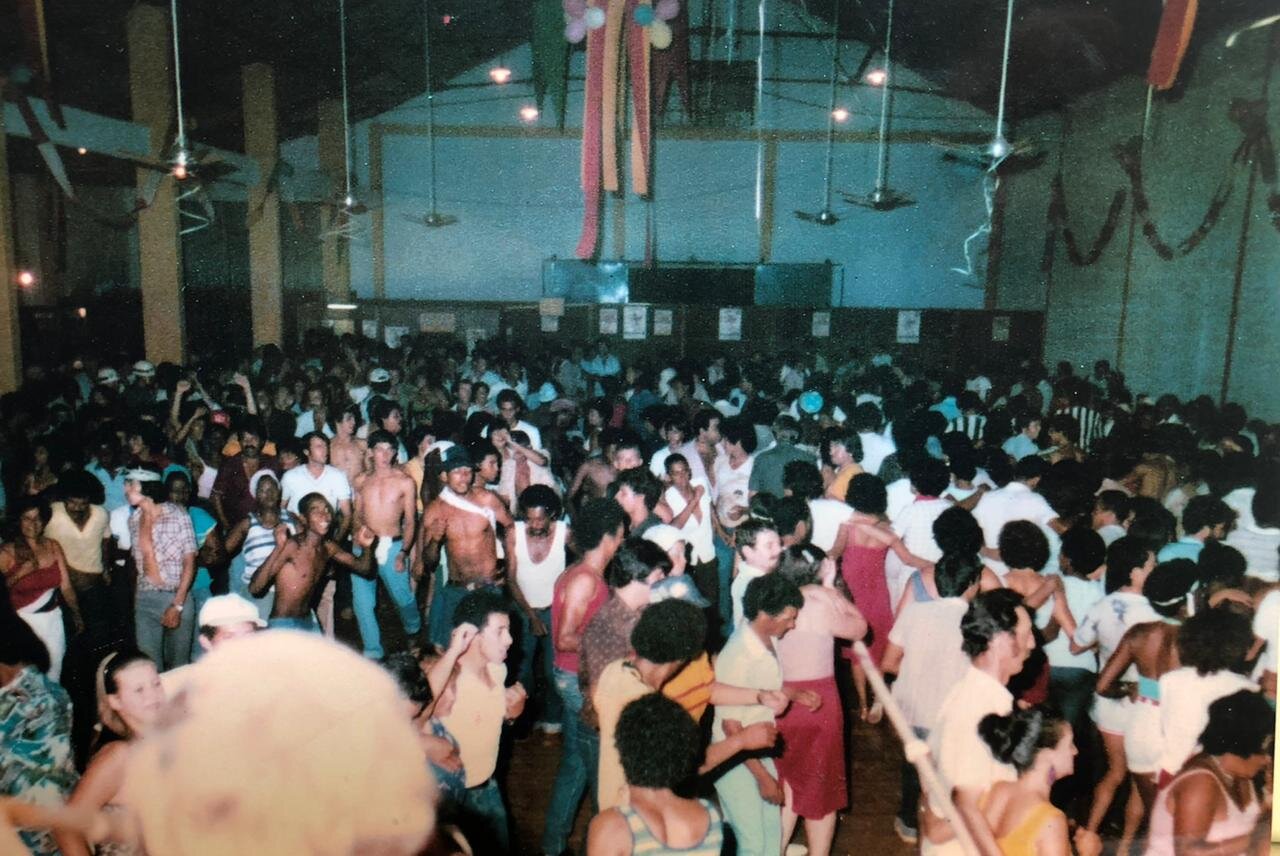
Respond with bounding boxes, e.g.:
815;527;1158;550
653;309;674;336
540;314;560;332
811;311;831;338
324;318;355;336
539;297;565;317
896;310;921;344
599;307;619;335
719;307;742;341
384;326;410;348
419;312;457;333
623;305;647;340
361;319;379;340
992;315;1011;343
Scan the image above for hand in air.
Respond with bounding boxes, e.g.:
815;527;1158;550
449;622;478;654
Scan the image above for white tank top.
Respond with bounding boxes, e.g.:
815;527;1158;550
514;521;567;609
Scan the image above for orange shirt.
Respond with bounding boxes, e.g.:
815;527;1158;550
663;653;714;722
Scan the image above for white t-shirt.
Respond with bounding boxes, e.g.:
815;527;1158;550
512;521;567;609
731;562;768;629
665;480;715;564
1156;667;1258;776
884;478;915;522
972;482;1058;550
648;447;676;479
808;498;854;554
279;464;353;515
1037;573;1105;671
714;455;754;529
857;431;896;477
1252;590;1279;678
929;665;1016;850
889;597;970;732
1073;591;1159;676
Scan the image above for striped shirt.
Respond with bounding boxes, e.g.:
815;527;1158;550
1054;406;1110;452
948;413;988;442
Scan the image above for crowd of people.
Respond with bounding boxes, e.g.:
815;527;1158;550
0;329;1275;856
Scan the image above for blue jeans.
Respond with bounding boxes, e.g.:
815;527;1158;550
516;606;562;726
228;554;275;623
456;777;509;852
713;533;736;639
541;667;596;854
271;615;321;633
352;540;422;659
134;587;195;671
428;582;504;650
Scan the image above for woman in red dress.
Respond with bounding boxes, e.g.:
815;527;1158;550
835;474;931;723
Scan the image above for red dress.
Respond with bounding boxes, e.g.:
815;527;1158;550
840;542;893;664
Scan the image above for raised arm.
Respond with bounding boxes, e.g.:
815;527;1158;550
248;529;294;598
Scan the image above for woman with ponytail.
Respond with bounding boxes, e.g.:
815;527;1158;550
54;650;164;856
976;707;1077;856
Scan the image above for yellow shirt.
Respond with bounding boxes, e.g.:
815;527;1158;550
595;660;652;811
663;653;714;722
44;502;110;575
440;662;507;787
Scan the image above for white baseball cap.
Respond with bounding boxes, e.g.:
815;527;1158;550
197;594;267;629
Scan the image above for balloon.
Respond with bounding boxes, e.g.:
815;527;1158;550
584;6;606;28
649;18;672;48
655;0;679;20
565;17;588;41
633;4;654;25
563;0;587;16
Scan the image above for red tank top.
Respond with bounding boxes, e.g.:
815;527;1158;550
552;570;608;674
8;562;61;610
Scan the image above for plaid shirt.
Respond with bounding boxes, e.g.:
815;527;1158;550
129;503;197;592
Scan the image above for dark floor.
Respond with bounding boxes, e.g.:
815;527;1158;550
503;710;915;856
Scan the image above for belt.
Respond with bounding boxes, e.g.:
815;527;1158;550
447;577;505;591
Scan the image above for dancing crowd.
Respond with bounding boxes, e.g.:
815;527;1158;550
0;329;1275;856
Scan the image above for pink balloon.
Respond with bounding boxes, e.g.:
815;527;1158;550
565;17;588;42
563;0;587;17
655;0;679;20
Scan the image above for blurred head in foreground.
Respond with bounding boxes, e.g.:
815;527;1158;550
123;631;435;856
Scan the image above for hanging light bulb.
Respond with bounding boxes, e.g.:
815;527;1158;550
489;66;512;84
77;307;87;318
77;147;88;155
519;105;540;122
864;68;888;87
987;136;1011;160
831;107;850;123
16;271;36;287
172;149;190;180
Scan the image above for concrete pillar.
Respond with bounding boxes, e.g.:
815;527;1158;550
317;98;350;303
242;63;284;346
0;111;23;391
127;4;186;365
11;174;58;306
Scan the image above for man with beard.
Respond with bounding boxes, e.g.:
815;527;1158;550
210;416;277;531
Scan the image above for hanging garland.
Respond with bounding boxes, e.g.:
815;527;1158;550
1040;173;1127;269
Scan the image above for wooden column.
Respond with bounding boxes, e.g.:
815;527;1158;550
317;98;350;304
127;4;186;364
242;63;284;346
0;111;23;391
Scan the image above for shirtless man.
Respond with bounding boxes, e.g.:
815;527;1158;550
568;430;620;512
330;404;368;485
417;445;514;648
352;430;422;659
1092;559;1196;853
612;432;674;523
248;493;374;631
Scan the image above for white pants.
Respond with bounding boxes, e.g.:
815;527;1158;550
18;590;66;682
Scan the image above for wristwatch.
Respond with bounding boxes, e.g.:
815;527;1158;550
171;602;185;613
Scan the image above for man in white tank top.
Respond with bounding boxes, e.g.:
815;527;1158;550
504;484;569;734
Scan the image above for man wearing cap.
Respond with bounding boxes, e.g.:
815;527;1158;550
351;431;422;658
358;367;394;422
159;593;266;696
125;467;198;670
124;360;158;412
95;367;122;394
418;444;514;648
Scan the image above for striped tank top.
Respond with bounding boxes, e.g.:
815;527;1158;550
618;799;723;855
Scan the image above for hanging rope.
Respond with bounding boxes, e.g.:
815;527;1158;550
337;0;354;204
871;0;895;194
169;0;187;154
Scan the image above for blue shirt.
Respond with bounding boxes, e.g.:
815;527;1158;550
188;506;218;591
87;462;128;512
929;396;961;422
1002;433;1040;461
1157;537;1204;564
